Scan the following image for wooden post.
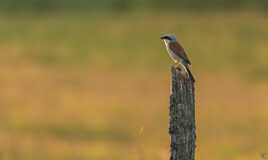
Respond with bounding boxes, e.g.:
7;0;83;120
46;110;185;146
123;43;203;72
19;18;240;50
169;66;196;160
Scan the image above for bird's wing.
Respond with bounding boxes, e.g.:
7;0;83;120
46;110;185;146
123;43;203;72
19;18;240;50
168;42;191;65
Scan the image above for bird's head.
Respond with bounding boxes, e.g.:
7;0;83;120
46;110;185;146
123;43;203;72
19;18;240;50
160;34;177;43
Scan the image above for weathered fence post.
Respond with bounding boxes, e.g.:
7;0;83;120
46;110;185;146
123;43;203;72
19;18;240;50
169;66;196;160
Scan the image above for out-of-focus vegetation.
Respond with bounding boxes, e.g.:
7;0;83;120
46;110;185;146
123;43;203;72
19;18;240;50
1;62;268;160
1;12;268;79
0;0;268;13
0;1;268;160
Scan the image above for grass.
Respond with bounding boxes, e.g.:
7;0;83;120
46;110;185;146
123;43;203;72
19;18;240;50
0;11;268;160
1;63;268;160
1;12;268;73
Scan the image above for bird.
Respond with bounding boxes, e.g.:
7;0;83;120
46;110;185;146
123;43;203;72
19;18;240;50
160;34;195;82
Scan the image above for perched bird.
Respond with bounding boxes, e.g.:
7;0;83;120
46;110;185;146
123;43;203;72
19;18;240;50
160;34;195;82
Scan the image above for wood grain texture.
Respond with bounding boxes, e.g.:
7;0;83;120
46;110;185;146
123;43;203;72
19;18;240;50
169;66;196;160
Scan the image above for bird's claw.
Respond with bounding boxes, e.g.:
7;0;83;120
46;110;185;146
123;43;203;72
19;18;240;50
173;63;182;71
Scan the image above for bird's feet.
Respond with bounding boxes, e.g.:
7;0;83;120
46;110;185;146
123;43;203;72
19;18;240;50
172;63;182;71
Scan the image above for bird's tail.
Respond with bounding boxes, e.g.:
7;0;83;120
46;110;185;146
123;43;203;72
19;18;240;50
185;65;195;83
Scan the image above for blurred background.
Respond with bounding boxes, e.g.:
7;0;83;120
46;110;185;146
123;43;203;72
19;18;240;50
0;0;268;160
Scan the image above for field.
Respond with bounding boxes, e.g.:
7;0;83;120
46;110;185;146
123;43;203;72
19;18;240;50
0;11;268;160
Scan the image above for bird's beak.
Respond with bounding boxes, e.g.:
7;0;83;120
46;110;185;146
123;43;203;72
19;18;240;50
160;36;167;40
